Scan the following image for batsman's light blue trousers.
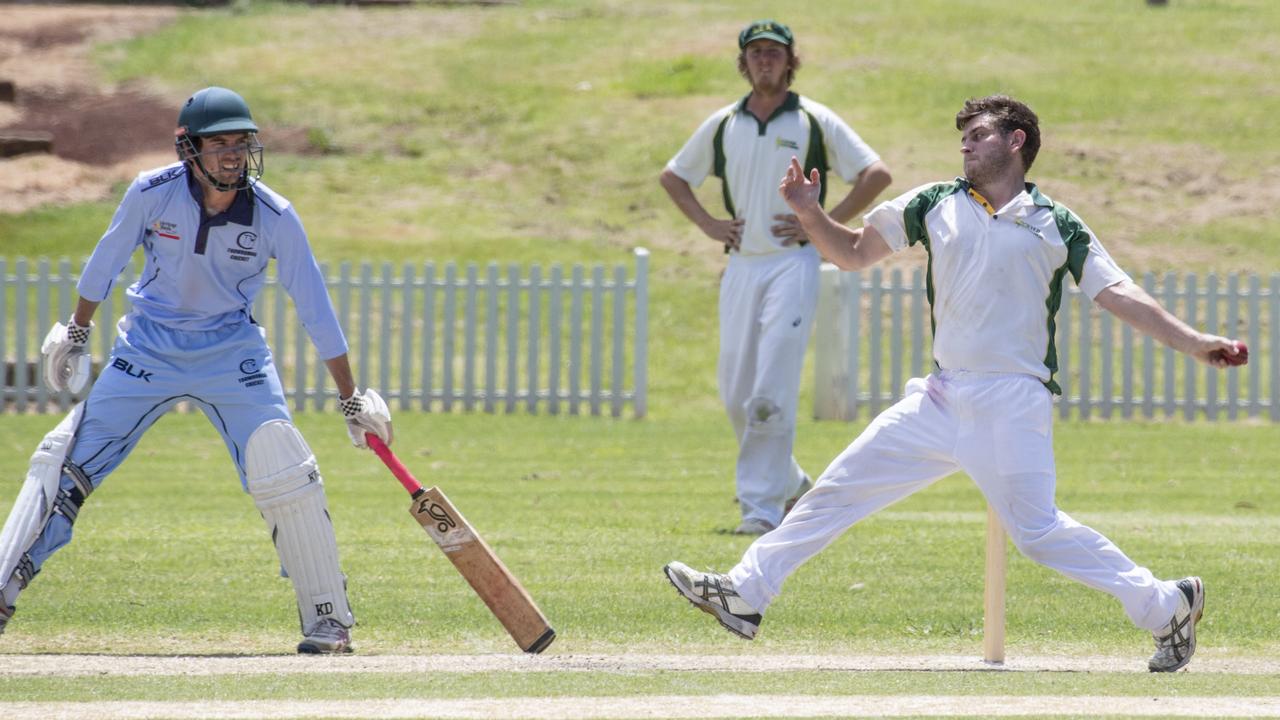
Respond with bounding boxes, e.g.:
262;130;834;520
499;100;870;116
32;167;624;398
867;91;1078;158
25;312;293;580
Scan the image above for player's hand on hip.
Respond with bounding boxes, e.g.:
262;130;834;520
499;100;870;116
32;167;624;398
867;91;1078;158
779;156;821;215
772;214;809;246
340;387;393;448
41;317;92;393
700;217;744;252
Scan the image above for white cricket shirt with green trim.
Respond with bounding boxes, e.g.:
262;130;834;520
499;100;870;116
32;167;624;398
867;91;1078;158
864;179;1129;392
667;92;880;256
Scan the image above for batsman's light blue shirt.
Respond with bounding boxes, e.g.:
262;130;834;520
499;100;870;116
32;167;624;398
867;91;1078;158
77;162;348;359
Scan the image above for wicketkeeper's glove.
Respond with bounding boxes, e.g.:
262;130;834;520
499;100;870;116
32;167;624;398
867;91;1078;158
339;387;393;449
41;317;93;394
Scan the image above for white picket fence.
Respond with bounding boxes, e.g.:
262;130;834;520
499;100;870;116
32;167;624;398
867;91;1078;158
813;265;1278;422
1;249;650;417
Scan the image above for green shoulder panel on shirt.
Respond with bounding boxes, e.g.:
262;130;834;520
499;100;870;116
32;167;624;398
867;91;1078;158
800;107;829;207
712;113;735;217
903;180;966;249
901;180;963;340
1049;200;1092;284
1037;190;1093;396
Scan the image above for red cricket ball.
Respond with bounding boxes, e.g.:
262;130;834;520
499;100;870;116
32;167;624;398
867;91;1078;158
1211;342;1248;367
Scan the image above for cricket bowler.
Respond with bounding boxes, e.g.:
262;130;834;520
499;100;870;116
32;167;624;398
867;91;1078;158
666;94;1246;672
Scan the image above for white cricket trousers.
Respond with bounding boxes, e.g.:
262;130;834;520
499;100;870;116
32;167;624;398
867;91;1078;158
719;245;821;527
729;370;1183;632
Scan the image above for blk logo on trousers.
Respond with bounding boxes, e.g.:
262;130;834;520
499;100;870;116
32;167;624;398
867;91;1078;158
111;357;153;382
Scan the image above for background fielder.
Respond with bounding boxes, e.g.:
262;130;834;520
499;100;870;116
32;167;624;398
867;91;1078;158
665;95;1246;672
0;86;391;654
660;19;892;535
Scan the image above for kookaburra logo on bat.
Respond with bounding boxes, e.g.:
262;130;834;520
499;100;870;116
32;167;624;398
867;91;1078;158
420;500;457;534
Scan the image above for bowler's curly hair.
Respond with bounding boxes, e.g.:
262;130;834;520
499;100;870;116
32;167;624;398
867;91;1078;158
955;95;1041;172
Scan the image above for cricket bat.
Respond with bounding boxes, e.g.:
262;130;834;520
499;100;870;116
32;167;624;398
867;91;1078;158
366;433;556;654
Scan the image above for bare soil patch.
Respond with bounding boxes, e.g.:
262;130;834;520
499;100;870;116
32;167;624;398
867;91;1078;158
0;5;320;214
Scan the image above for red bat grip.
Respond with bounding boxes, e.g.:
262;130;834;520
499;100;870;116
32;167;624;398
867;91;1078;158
365;433;424;497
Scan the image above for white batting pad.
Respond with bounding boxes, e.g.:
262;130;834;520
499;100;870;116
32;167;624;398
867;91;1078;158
246;420;353;632
0;404;86;595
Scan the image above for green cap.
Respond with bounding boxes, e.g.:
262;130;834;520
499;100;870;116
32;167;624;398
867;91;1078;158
738;19;793;49
177;86;258;137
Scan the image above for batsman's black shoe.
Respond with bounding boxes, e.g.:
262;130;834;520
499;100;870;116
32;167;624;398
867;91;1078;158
298;617;353;654
0;605;12;637
1148;576;1204;672
663;561;761;640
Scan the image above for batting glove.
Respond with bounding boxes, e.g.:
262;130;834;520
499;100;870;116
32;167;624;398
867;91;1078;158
339;387;393;449
41;317;92;394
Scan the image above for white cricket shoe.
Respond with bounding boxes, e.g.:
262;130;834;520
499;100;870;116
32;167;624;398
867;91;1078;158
1148;577;1204;672
732;518;774;536
663;561;761;640
297;617;353;654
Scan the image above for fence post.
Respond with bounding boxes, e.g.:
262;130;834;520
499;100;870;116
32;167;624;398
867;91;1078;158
421;262;436;412
548;265;562;415
464;263;478;412
400;263;416;411
569;264;584;415
15;259;28;413
485;262;499;413
611;263;626;418
1247;274;1260;418
0;258;7;408
889;269;904;402
35;257;51;413
1271;275;1279;422
527;264;541;414
1079;290;1092;421
442;263;457;412
506;264;520;414
633;248;649;419
868;268;883;416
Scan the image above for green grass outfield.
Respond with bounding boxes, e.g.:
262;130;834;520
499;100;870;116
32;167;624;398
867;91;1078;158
0;411;1277;712
2;0;1279;716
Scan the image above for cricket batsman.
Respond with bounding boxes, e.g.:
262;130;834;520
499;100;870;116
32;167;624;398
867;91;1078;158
0;86;391;654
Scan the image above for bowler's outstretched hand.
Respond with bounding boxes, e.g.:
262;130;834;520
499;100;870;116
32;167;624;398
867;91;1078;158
1202;339;1248;368
779;156;821;215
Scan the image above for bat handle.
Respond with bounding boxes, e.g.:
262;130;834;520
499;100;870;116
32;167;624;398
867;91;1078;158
366;432;424;497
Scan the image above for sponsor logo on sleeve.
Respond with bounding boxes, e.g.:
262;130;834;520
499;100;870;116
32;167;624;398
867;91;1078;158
149;220;181;240
147;167;184;188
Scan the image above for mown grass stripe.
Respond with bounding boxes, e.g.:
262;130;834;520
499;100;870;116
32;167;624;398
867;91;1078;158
1;694;1277;719
3;653;1280;677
